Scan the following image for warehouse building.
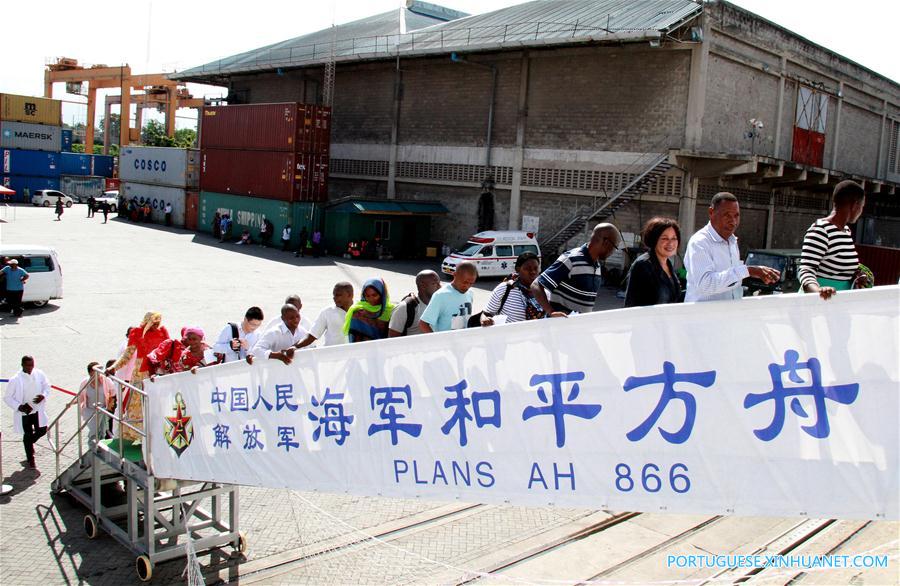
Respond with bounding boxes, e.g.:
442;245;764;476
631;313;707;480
174;0;900;257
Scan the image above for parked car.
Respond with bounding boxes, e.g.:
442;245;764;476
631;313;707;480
441;231;541;278
32;190;74;208
743;249;802;295
0;244;64;307
94;190;118;211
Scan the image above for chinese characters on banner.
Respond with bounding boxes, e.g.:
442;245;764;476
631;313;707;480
148;287;900;521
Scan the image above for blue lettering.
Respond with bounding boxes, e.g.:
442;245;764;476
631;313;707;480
528;463;548;490
432;461;448;485
553;462;575;491
412;460;428;485
476;461;495;488
393;459;408;483
161;161;167;172
133;159;139;169
451;461;471;486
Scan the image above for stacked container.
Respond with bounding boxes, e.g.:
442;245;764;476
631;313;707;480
199;102;330;245
119;145;200;227
0;94;63;202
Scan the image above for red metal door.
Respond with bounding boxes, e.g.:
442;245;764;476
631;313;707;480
184;190;199;230
792;86;827;167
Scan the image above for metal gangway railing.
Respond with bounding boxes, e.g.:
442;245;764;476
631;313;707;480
45;367;244;582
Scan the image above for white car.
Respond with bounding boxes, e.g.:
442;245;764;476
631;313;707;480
32;189;74;208
94;190;118;211
0;245;64;307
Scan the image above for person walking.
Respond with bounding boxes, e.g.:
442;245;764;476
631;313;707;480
1;259;29;316
684;192;779;302
389;271;442;336
259;217;274;247
164;202;173;227
4;355;50;469
532;223;621;316
419;262;478;333
101;201;110;223
87;195;96;217
798;180;870;300
248;304;307;365
312;229;322;257
481;252;546;324
213;306;265;363
343;278;395;342
624;217;684;307
78;362;115;441
297;282;354;347
54;196;64;221
295;226;309;258
212;211;222;239
282;224;292;251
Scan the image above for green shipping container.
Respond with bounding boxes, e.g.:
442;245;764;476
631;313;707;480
199;191;321;248
324;209;432;259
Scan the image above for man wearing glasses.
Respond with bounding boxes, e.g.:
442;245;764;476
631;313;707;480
532;223;622;316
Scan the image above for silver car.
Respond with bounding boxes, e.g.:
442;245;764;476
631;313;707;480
32;189;74;208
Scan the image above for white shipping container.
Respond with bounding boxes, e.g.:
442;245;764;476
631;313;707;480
119;146;199;188
1;121;62;152
121;182;187;227
60;175;104;200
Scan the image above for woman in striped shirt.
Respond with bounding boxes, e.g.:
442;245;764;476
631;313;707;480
798;180;868;300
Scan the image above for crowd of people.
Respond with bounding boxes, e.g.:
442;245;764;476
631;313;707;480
4;183;876;468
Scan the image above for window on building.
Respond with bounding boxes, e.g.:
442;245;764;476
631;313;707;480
374;220;391;240
889;120;899;176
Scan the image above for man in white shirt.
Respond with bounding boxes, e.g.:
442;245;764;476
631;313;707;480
4;355;51;469
685;192;780;302
78;361;115;441
264;294;313;333
248;304;307;365
213;306;264;363
389;270;441;337
297;282;354;348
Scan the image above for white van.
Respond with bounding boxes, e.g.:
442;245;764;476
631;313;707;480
0;245;63;307
441;231;541;278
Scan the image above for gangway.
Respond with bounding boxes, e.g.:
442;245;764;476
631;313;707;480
46;369;244;581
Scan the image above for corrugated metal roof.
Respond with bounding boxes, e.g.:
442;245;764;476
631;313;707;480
172;0;702;83
327;199;449;215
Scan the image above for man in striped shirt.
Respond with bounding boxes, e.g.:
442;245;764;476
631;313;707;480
532;223;622;315
798;180;867;300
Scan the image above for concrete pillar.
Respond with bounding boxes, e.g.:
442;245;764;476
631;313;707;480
876;99;888;179
85;85;97;155
508;53;530;230
119;68;131;148
387;58;402;200
830;81;844;169
678;171;699;253
773;56;787;160
683;15;710;150
765;191;776;248
103;99;112;155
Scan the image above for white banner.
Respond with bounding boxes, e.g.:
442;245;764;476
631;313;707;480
148;287;900;520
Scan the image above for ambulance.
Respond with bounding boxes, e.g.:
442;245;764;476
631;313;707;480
441;231;541;278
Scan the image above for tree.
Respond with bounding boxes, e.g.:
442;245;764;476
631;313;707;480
174;128;197;148
141;119;175;147
98;113;121;145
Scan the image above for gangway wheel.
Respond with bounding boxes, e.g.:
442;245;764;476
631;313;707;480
136;555;153;582
236;531;248;554
83;514;99;539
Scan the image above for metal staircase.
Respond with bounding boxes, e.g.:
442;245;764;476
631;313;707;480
540;152;672;257
46;370;243;582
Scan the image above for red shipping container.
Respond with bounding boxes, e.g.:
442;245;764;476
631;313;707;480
202;103;331;154
201;149;329;202
105;177;121;191
856;244;900;286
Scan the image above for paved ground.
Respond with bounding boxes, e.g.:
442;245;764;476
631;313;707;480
1;204;895;586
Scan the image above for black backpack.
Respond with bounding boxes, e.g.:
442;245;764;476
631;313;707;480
399;294;420;335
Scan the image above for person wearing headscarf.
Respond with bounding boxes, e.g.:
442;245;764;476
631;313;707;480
107;312;169;442
148;326;216;376
342;278;395;343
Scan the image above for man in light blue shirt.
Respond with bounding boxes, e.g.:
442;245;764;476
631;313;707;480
1;259;29;316
685;192;779;302
419;262;477;333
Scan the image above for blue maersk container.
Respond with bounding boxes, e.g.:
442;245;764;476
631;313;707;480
60;129;73;152
60;152;92;175
1;148;60;177
92;154;114;177
1;175;60;203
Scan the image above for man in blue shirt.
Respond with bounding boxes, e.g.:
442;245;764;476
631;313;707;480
1;259;29;316
532;223;621;315
419;261;477;333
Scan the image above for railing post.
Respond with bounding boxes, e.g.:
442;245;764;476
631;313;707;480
55;425;60;480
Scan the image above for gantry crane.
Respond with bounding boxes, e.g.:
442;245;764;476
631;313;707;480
44;58;204;154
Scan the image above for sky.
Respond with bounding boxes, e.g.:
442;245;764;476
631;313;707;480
1;0;897;130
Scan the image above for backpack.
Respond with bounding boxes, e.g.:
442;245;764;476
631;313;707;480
400;294;420;336
467;279;516;328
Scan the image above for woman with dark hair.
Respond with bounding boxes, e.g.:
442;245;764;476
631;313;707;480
624;217;683;307
481;252;546;324
798;180;870;300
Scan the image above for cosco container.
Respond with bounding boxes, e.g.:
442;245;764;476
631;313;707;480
121;182;189;227
60;129;73;152
1;175;60;202
200;149;328;202
0;93;62;126
1;121;62;152
60;152;92;175
119;146;199;188
201;103;331;154
60;175;104;201
92;154;115;177
1;148;60;177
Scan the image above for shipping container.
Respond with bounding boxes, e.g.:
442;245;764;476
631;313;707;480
0;93;62;126
1;121;62;152
92;154;115;177
60;175;104;201
201;103;331;154
184;191;199;230
121;182;189;227
119;146;199;187
200;149;328;202
199;191;294;243
60;152;92;175
105;177;121;191
857;244;900;286
1;175;60;202
1;148;60;177
60;128;73;152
